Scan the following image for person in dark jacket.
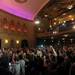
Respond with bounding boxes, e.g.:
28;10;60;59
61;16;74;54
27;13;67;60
0;53;12;75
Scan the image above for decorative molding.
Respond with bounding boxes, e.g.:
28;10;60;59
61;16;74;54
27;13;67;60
15;0;27;3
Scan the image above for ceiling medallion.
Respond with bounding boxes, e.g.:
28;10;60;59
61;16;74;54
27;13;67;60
15;0;27;3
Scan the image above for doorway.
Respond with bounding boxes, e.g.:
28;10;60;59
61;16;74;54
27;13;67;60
0;39;1;49
10;40;14;48
21;40;28;48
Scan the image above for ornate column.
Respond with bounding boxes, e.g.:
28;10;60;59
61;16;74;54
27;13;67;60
26;21;36;48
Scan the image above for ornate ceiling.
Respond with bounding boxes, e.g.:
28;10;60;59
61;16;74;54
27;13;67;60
38;0;75;19
1;0;75;38
0;0;49;20
35;0;75;38
35;0;75;28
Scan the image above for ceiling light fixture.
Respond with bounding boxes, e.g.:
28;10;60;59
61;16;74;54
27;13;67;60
44;14;48;17
62;23;65;26
38;28;41;30
59;21;61;24
49;25;52;28
63;13;66;16
53;31;58;34
54;22;56;25
71;18;74;21
69;15;73;18
64;34;68;37
72;25;75;29
34;20;40;25
63;21;66;23
67;5;73;10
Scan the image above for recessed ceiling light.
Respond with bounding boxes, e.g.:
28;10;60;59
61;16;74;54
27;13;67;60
64;34;68;37
44;14;48;17
72;25;75;29
63;13;66;16
62;23;65;26
53;31;58;34
69;15;72;17
38;28;41;30
63;21;66;23
67;5;73;10
54;22;56;25
59;21;61;24
34;20;40;24
54;18;57;21
49;25;52;28
71;18;74;21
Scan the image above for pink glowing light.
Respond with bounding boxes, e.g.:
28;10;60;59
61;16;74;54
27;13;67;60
3;25;9;29
17;28;21;32
23;30;27;32
0;0;49;20
11;27;15;31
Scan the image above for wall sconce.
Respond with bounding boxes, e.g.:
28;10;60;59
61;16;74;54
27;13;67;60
16;40;20;44
5;39;8;44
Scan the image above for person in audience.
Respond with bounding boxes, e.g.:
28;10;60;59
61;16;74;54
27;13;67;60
0;49;12;75
0;45;75;75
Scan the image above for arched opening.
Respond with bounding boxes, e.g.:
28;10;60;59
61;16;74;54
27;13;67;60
0;39;1;49
21;40;28;48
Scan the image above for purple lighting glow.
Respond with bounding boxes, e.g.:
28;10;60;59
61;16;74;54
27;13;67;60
0;0;49;21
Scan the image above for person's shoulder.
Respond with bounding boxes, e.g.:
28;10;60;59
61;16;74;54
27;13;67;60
19;60;25;65
0;67;12;75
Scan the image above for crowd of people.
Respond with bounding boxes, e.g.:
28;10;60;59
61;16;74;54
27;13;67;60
0;45;75;75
